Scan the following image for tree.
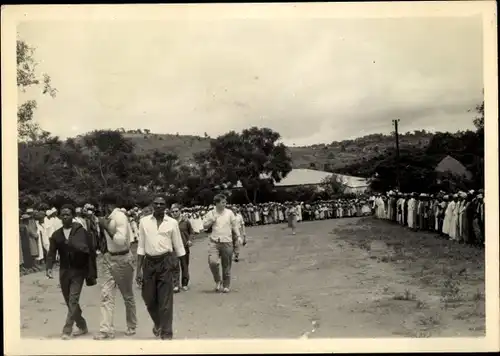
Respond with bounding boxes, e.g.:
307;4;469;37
320;174;345;197
201;127;292;203
17;39;57;142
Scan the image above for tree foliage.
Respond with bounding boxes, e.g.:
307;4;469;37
339;102;485;193
199;127;293;203
17;39;57;143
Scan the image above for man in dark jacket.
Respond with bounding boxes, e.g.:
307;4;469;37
46;204;97;340
169;203;193;292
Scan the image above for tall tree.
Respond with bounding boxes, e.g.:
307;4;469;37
201;127;292;203
17;38;57;142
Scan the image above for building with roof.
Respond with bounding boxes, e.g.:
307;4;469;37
435;155;473;180
234;168;370;195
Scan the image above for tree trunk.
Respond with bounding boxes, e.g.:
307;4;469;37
243;188;252;204
252;189;259;205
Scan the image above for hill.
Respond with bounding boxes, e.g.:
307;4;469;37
118;129;434;174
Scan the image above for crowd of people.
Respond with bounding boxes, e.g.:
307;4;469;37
371;189;485;246
18;197;377;272
17;189;485;341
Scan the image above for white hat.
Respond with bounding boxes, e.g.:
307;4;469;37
46;210;52;215
26;208;34;213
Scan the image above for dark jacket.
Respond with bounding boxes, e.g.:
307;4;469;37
46;222;97;286
178;218;193;247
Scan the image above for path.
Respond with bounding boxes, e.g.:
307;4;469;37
20;217;484;339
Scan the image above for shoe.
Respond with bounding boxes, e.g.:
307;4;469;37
153;327;160;337
182;286;189;291
234;256;239;262
173;286;180;293
72;327;88;337
61;333;72;340
222;287;230;293
93;332;115;340
161;334;173;340
125;328;136;336
215;282;222;292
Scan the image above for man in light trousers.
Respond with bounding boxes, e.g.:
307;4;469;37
94;195;137;340
203;194;241;293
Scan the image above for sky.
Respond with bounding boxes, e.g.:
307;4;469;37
17;16;484;146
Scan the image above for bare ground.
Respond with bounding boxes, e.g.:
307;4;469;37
20;217;485;339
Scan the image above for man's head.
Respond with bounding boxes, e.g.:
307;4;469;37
60;204;75;228
152;195;167;217
101;194;120;215
170;203;182;220
213;194;227;211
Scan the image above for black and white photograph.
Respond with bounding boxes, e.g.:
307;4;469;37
2;2;498;355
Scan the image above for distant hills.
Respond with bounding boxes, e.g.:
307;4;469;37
115;129;435;175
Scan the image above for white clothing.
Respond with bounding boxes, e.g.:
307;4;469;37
203;208;239;243
138;214;186;257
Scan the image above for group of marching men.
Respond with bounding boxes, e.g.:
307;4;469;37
371;189;485;246
18;193;260;341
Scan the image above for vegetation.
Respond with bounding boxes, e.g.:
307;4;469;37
17;37;485;208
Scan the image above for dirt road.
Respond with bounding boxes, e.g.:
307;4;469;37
20;217;485;339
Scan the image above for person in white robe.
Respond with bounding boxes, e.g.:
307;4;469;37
449;194;459;241
407;194;416;229
443;195;455;238
296;203;303;222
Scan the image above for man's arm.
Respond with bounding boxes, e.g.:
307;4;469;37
46;233;57;276
171;221;186;257
186;220;194;244
230;212;241;241
202;211;215;230
136;219;146;263
106;213;129;246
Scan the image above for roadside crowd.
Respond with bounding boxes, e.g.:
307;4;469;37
371;189;485;246
18;192;485;273
18;197;377;272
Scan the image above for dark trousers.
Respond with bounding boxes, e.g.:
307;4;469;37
60;268;87;335
142;252;176;339
172;247;190;288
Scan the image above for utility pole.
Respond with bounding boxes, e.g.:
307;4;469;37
392;119;401;191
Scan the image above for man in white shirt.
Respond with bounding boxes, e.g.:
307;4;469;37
203;194;241;293
94;195;137;340
136;195;185;340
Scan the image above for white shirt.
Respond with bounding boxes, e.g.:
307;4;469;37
63;228;71;240
203;208;239;243
138;214;186;257
105;208;132;253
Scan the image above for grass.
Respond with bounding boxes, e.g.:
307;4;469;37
333;217;485;337
392;289;417;301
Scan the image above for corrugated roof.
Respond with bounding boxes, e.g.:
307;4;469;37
435;155;472;180
234;169;369;188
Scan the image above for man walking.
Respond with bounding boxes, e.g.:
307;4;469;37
170;203;193;292
94;195;137;340
136;195;186;340
203;194;241;293
46;204;97;340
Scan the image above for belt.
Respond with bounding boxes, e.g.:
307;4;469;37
145;251;173;260
108;250;129;256
210;238;231;243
